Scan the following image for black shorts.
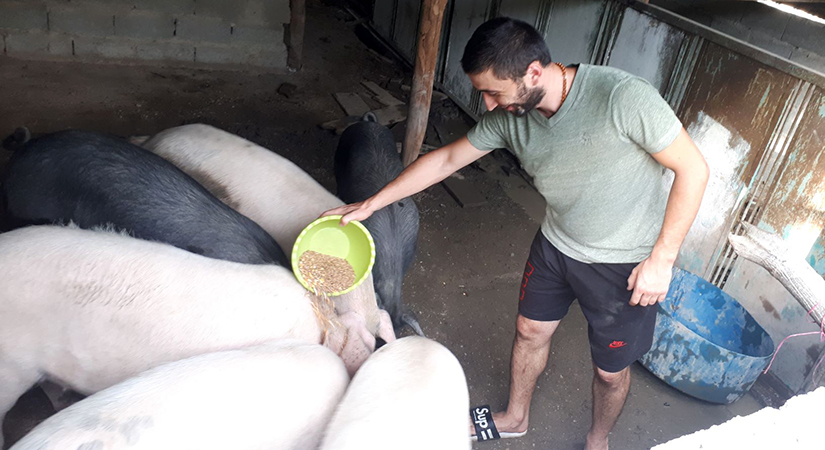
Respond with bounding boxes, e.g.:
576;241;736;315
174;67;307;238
519;231;658;373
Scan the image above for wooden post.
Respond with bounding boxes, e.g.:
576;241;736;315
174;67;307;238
402;0;448;167
287;0;306;71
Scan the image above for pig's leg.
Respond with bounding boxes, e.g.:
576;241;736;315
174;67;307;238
0;364;40;449
39;380;85;412
128;135;150;146
332;311;376;377
401;309;426;337
376;309;397;344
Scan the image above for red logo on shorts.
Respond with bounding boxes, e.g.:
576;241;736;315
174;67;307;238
609;340;627;349
520;262;535;302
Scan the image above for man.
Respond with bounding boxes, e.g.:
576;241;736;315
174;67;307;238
325;17;709;450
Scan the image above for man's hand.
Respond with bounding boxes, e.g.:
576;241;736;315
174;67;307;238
321;201;376;226
627;257;673;306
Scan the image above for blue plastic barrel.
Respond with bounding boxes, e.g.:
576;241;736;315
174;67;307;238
639;268;775;404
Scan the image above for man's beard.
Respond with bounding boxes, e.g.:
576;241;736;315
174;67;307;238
508;83;545;117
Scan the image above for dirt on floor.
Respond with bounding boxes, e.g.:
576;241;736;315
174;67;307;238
0;1;762;449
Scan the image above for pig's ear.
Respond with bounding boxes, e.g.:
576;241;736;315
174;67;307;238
3;127;31;152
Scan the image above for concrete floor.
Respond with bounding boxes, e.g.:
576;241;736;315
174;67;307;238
0;1;763;448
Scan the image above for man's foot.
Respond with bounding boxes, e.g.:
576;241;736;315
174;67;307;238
584;432;609;450
469;410;528;437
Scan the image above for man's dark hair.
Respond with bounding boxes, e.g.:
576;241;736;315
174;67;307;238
461;17;552;81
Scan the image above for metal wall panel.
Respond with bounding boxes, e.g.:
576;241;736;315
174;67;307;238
372;0;395;40
607;8;686;93
439;0;493;108
722;86;825;391
540;0;606;65
497;0;541;25
675;42;798;278
392;0;422;60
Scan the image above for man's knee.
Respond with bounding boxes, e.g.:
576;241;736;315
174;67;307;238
515;315;558;345
593;365;630;386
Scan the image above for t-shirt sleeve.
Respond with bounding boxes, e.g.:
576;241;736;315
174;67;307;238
610;77;682;154
466;110;509;151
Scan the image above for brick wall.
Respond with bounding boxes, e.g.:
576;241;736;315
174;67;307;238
0;0;290;69
651;0;825;75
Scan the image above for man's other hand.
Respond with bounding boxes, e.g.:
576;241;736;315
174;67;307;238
627;257;672;306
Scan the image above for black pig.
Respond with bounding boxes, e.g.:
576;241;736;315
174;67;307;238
1;129;289;266
335;121;423;335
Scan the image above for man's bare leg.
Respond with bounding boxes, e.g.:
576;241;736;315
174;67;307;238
472;314;560;435
585;364;631;450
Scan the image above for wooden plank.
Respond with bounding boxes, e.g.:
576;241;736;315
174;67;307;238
370;104;407;126
362;80;405;106
431;90;448;103
319;116;362;135
441;177;487;208
333;93;370;116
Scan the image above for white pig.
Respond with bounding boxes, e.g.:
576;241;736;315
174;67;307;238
319;337;471;450
0;225;368;448
10;340;349;450
140;124;397;349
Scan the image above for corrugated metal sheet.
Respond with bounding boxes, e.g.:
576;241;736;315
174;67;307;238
440;0;493;108
675;42;798;278
607;8;686;94
393;0;422;60
497;0;541;25
540;0;606;66
723;86;825;391
372;0;395;40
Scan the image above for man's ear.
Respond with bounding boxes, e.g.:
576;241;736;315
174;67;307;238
525;60;543;87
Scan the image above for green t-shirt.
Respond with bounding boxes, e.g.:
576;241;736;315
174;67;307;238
467;64;682;264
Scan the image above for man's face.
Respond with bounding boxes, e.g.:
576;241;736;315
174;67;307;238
468;70;545;117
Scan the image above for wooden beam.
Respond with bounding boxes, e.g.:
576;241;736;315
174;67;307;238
287;0;306;70
401;0;448;167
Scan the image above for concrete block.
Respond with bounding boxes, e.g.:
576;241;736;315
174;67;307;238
782;16;825;53
176;14;230;44
231;24;283;45
73;36;137;59
698;3;745;23
196;0;290;27
747;30;794;60
49;5;114;37
260;0;291;26
0;1;48;31
681;11;713;28
194;0;238;21
47;32;74;55
5;31;71;56
58;0;195;16
115;11;175;39
5;31;49;54
711;17;751;41
129;0;195;16
136;41;194;62
739;3;790;39
789;48;825;75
